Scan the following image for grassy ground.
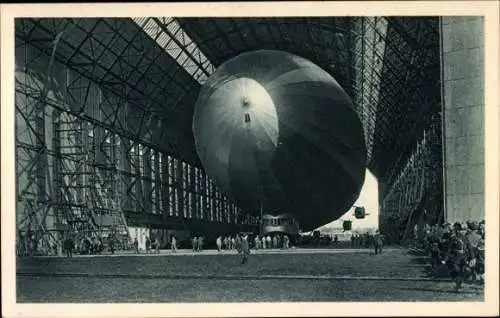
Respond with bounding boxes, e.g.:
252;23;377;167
16;248;484;302
17;276;484;302
17;249;424;278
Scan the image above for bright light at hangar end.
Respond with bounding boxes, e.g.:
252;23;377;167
316;169;379;231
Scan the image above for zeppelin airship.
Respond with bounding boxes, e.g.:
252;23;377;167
193;50;366;231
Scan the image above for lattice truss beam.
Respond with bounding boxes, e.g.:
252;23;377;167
378;117;443;242
15;18;255;256
369;17;441;182
17;17;201;163
362;17;442;241
15;16;443;253
175;17;441;178
176;17;355;96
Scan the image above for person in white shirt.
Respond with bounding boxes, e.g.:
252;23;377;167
284;235;290;249
216;236;222;252
171;235;177;253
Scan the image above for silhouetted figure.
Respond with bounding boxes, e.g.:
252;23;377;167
235;235;242;254
192;236;198;252
145;237;151;254
240;234;250;264
445;223;468;292
109;236;115;255
133;238;139;254
198;236;204;252
155;238;160;254
216;236;222;251
63;236;74;258
254;236;260;249
373;231;383;254
171;235;177;252
283;235;290;249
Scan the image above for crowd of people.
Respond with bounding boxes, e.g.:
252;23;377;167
214;233;291;252
63;234;119;257
191;236;205;252
132;236;161;254
350;233;381;248
214;233;252;263
56;220;487;291
414;221;485;292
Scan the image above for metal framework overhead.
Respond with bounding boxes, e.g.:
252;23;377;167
16;18;202;164
176;17;441;180
15;17;258;256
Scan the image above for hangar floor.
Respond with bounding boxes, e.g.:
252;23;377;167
16;248;484;302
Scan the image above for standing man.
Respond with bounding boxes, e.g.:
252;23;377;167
198;236;204;252
171;235;177;253
284;235;290;249
155;237;160;254
373;230;383;255
445;223;468;292
465;222;481;281
235;234;242;254
230;236;235;251
254;235;260;250
145;236;151;254
63;234;73;258
109;234;115;255
192;236;198;252
240;233;250;264
216;236;222;252
475;236;485;284
133;237;139;254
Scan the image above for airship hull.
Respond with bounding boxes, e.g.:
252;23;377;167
193;50;366;231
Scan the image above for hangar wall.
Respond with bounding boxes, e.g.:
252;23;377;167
441;17;484;223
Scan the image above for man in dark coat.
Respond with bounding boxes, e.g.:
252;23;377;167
192;236;198;252
133;237;139;254
235;235;242;254
63;235;74;258
109;235;115;255
465;222;482;281
373;231;383;254
445;223;469;292
240;233;250;264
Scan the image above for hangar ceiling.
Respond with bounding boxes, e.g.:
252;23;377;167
15;16;442;190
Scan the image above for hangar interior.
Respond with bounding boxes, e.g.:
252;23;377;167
14;16;484;254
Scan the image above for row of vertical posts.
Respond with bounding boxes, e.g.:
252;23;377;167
380;118;443;244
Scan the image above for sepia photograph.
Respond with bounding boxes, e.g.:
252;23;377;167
1;1;499;317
